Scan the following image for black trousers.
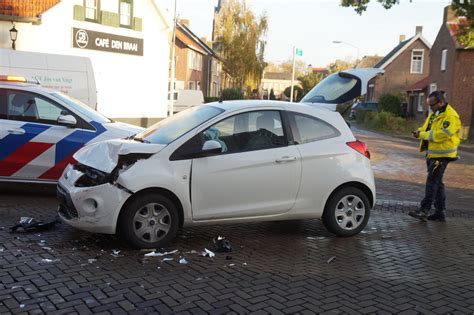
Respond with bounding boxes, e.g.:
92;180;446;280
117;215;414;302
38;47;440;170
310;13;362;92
420;158;450;212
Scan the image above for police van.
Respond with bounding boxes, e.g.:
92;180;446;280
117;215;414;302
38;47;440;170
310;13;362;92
0;75;143;184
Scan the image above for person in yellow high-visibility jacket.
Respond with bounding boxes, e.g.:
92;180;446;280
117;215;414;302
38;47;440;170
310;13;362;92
408;91;461;222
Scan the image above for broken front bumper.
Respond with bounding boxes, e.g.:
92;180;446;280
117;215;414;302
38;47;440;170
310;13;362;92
57;164;131;234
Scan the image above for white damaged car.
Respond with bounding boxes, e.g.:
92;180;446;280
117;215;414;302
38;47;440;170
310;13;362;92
58;69;381;248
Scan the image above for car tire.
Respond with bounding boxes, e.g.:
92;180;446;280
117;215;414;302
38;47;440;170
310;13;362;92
118;193;179;249
322;187;370;237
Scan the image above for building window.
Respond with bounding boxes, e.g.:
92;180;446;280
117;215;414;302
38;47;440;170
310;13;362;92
119;0;133;27
441;49;447;72
84;0;100;22
417;93;424;112
188;51;203;71
367;84;375;102
411;50;424;74
188;81;195;90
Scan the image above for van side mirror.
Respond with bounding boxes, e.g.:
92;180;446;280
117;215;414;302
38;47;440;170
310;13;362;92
58;114;77;127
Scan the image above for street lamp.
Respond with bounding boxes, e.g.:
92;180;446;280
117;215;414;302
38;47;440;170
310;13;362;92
10;25;18;50
332;40;360;67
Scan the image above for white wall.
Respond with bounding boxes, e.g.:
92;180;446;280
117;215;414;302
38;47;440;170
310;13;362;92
0;0;171;119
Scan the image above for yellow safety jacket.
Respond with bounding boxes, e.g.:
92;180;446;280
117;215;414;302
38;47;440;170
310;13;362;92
418;104;461;159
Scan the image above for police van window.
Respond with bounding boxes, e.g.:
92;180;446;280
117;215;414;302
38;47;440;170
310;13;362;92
289;112;340;144
5;91;69;125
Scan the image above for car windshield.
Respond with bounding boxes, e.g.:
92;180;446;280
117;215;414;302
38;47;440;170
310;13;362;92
51;92;111;124
134;106;224;145
301;73;358;104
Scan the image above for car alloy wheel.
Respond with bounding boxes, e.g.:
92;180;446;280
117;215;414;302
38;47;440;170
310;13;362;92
119;193;179;248
334;195;365;231
133;202;171;243
322;187;370;237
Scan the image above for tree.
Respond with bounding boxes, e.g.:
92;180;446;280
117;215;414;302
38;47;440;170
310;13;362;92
279;59;307;78
327;59;353;74
341;0;473;48
214;0;268;90
283;85;304;102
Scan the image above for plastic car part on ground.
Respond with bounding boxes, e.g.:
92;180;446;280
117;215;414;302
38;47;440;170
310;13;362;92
144;249;178;257
201;248;215;257
10;215;60;232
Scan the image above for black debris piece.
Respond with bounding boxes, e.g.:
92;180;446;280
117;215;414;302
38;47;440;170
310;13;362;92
10;215;60;233
213;236;232;252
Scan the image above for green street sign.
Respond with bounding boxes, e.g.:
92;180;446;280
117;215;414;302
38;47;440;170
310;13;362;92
295;48;303;56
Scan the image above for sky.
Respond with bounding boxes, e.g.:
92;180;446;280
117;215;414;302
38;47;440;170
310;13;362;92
161;0;452;67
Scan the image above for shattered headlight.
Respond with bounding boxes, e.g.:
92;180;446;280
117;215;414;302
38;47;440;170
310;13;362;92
74;164;110;187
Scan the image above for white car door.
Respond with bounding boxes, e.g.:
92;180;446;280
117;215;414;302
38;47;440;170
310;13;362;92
190;110;302;221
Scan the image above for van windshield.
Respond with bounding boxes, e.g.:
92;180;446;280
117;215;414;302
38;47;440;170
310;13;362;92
51;92;111;124
135;106;224;145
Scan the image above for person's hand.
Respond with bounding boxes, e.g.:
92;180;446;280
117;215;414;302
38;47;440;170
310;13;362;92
412;131;420;139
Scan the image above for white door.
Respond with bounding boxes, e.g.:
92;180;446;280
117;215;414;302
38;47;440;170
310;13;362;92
191;110;302;220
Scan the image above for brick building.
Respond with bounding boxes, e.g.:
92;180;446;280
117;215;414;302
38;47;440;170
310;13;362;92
367;27;431;104
173;21;223;98
428;6;474;140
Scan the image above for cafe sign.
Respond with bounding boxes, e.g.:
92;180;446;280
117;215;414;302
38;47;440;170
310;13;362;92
72;28;143;56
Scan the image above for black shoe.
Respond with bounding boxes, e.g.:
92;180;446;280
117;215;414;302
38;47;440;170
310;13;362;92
408;209;427;222
427;210;446;222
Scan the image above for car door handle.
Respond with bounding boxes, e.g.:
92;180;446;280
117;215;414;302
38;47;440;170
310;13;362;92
7;128;25;135
275;156;297;163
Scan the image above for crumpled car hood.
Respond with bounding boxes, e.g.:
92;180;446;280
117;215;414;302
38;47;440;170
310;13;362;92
74;139;165;173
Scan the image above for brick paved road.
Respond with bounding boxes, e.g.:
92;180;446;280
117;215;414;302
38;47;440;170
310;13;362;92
1;128;474;314
1;194;474;314
354;127;474;214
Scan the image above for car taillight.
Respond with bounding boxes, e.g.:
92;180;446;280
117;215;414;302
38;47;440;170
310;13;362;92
347;140;370;159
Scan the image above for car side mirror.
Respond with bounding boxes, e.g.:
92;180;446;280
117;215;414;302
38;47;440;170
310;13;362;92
201;140;223;156
57;114;77;127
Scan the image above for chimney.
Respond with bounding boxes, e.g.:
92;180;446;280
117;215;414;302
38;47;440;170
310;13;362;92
399;35;406;43
180;19;190;27
443;6;456;23
415;26;423;35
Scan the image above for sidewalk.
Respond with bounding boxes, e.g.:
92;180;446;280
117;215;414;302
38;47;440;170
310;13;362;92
351;122;474;154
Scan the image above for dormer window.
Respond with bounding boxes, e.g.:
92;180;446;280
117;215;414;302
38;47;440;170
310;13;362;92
120;0;133;28
84;0;100;22
411;49;424;74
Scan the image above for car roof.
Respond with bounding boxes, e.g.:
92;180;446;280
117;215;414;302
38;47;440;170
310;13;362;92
0;81;59;95
206;99;334;115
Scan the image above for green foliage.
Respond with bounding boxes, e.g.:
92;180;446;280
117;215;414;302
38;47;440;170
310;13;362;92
215;0;268;89
336;102;353;118
283;85;304;102
378;93;403;116
358;110;419;134
356;109;372;124
327;59;354;73
298;72;326;96
204;97;220;103
220;88;244;101
269;88;276;100
340;0;406;15
341;0;473;48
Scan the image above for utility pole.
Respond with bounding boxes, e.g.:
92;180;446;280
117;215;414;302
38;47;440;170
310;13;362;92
290;46;295;103
290;46;302;102
169;0;177;116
